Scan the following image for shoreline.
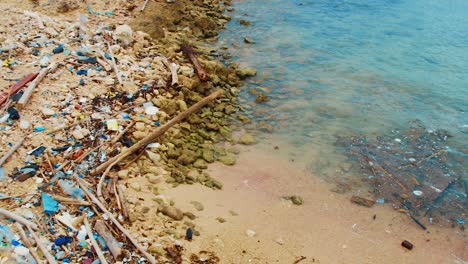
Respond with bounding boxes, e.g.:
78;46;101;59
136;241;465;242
0;0;465;263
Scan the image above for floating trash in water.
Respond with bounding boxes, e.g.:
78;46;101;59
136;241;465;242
412;190;423;196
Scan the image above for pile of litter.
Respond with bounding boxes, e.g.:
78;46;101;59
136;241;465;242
0;1;245;263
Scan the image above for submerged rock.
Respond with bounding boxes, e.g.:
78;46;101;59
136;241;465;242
236;67;257;79
238;133;256;145
190;201;204;211
218;154;236;166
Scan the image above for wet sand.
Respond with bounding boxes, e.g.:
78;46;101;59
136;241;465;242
166;146;467;263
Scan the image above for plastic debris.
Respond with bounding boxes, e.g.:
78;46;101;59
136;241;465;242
52;44;64;54
106;119;119;131
58;179;85;199
54;236;73;246
401;240;414;250
42;192;60;215
186;227;193;241
7;107;20;120
0;167;6;181
28;146;46;157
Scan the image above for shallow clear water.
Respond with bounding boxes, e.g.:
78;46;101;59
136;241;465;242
219;0;467;175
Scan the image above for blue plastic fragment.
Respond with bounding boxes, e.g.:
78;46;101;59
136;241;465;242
104;53;112;60
33;127;46;132
76;69;88;75
155;121;161;126
53;44;64;54
42;193;60;215
79;79;85;86
30;146;46;157
0;167;6;181
54;236;73;246
455;218;465;225
375;198;385;204
11;240;20;246
186;227;193;240
77;56;97;64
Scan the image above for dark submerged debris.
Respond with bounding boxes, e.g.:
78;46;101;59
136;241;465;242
337;122;466;228
350;195;375;208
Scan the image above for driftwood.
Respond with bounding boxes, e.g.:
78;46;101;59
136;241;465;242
0;137;25;166
0;207;38;230
91;89;223;175
116;184;129;220
51;194;91;206
74;176;156;264
0;72;38;108
84;217;109;264
106;42;123;85
162;57;180;86
181;44;208;82
27;226;57;264
17;62;58;109
95;220;122;260
15;223;42;264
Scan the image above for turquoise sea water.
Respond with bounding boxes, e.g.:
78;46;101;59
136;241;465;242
218;0;467;224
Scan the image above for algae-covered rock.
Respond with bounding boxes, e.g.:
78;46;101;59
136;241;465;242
159;205;184;221
202;149;216;163
236;67;257;79
237;114;250;124
148;245;166;255
255;92;269;103
218;154;237;166
193;159;208;169
291;195;303;205
239;19;252;26
239;133;256;145
177;149;198;165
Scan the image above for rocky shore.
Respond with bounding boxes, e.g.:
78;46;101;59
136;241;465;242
0;0;257;263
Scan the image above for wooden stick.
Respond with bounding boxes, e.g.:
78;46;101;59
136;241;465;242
116;184;129;220
0;73;38;108
91;89;223;175
141;0;150;11
111;121;135;145
27;226;57;264
15;223;42;264
17;62;57;109
106;42;123;85
162;58;179;86
74;176;156;263
51;194;91;206
0;137;25;166
181;44;209;81
0;208;38;230
97;158;120;202
0;193;37;200
84;217;109;264
95;220;122;260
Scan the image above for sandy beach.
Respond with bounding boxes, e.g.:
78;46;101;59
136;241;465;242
163;146;467;263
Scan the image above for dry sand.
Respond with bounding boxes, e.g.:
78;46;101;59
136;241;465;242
165;146;467;263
